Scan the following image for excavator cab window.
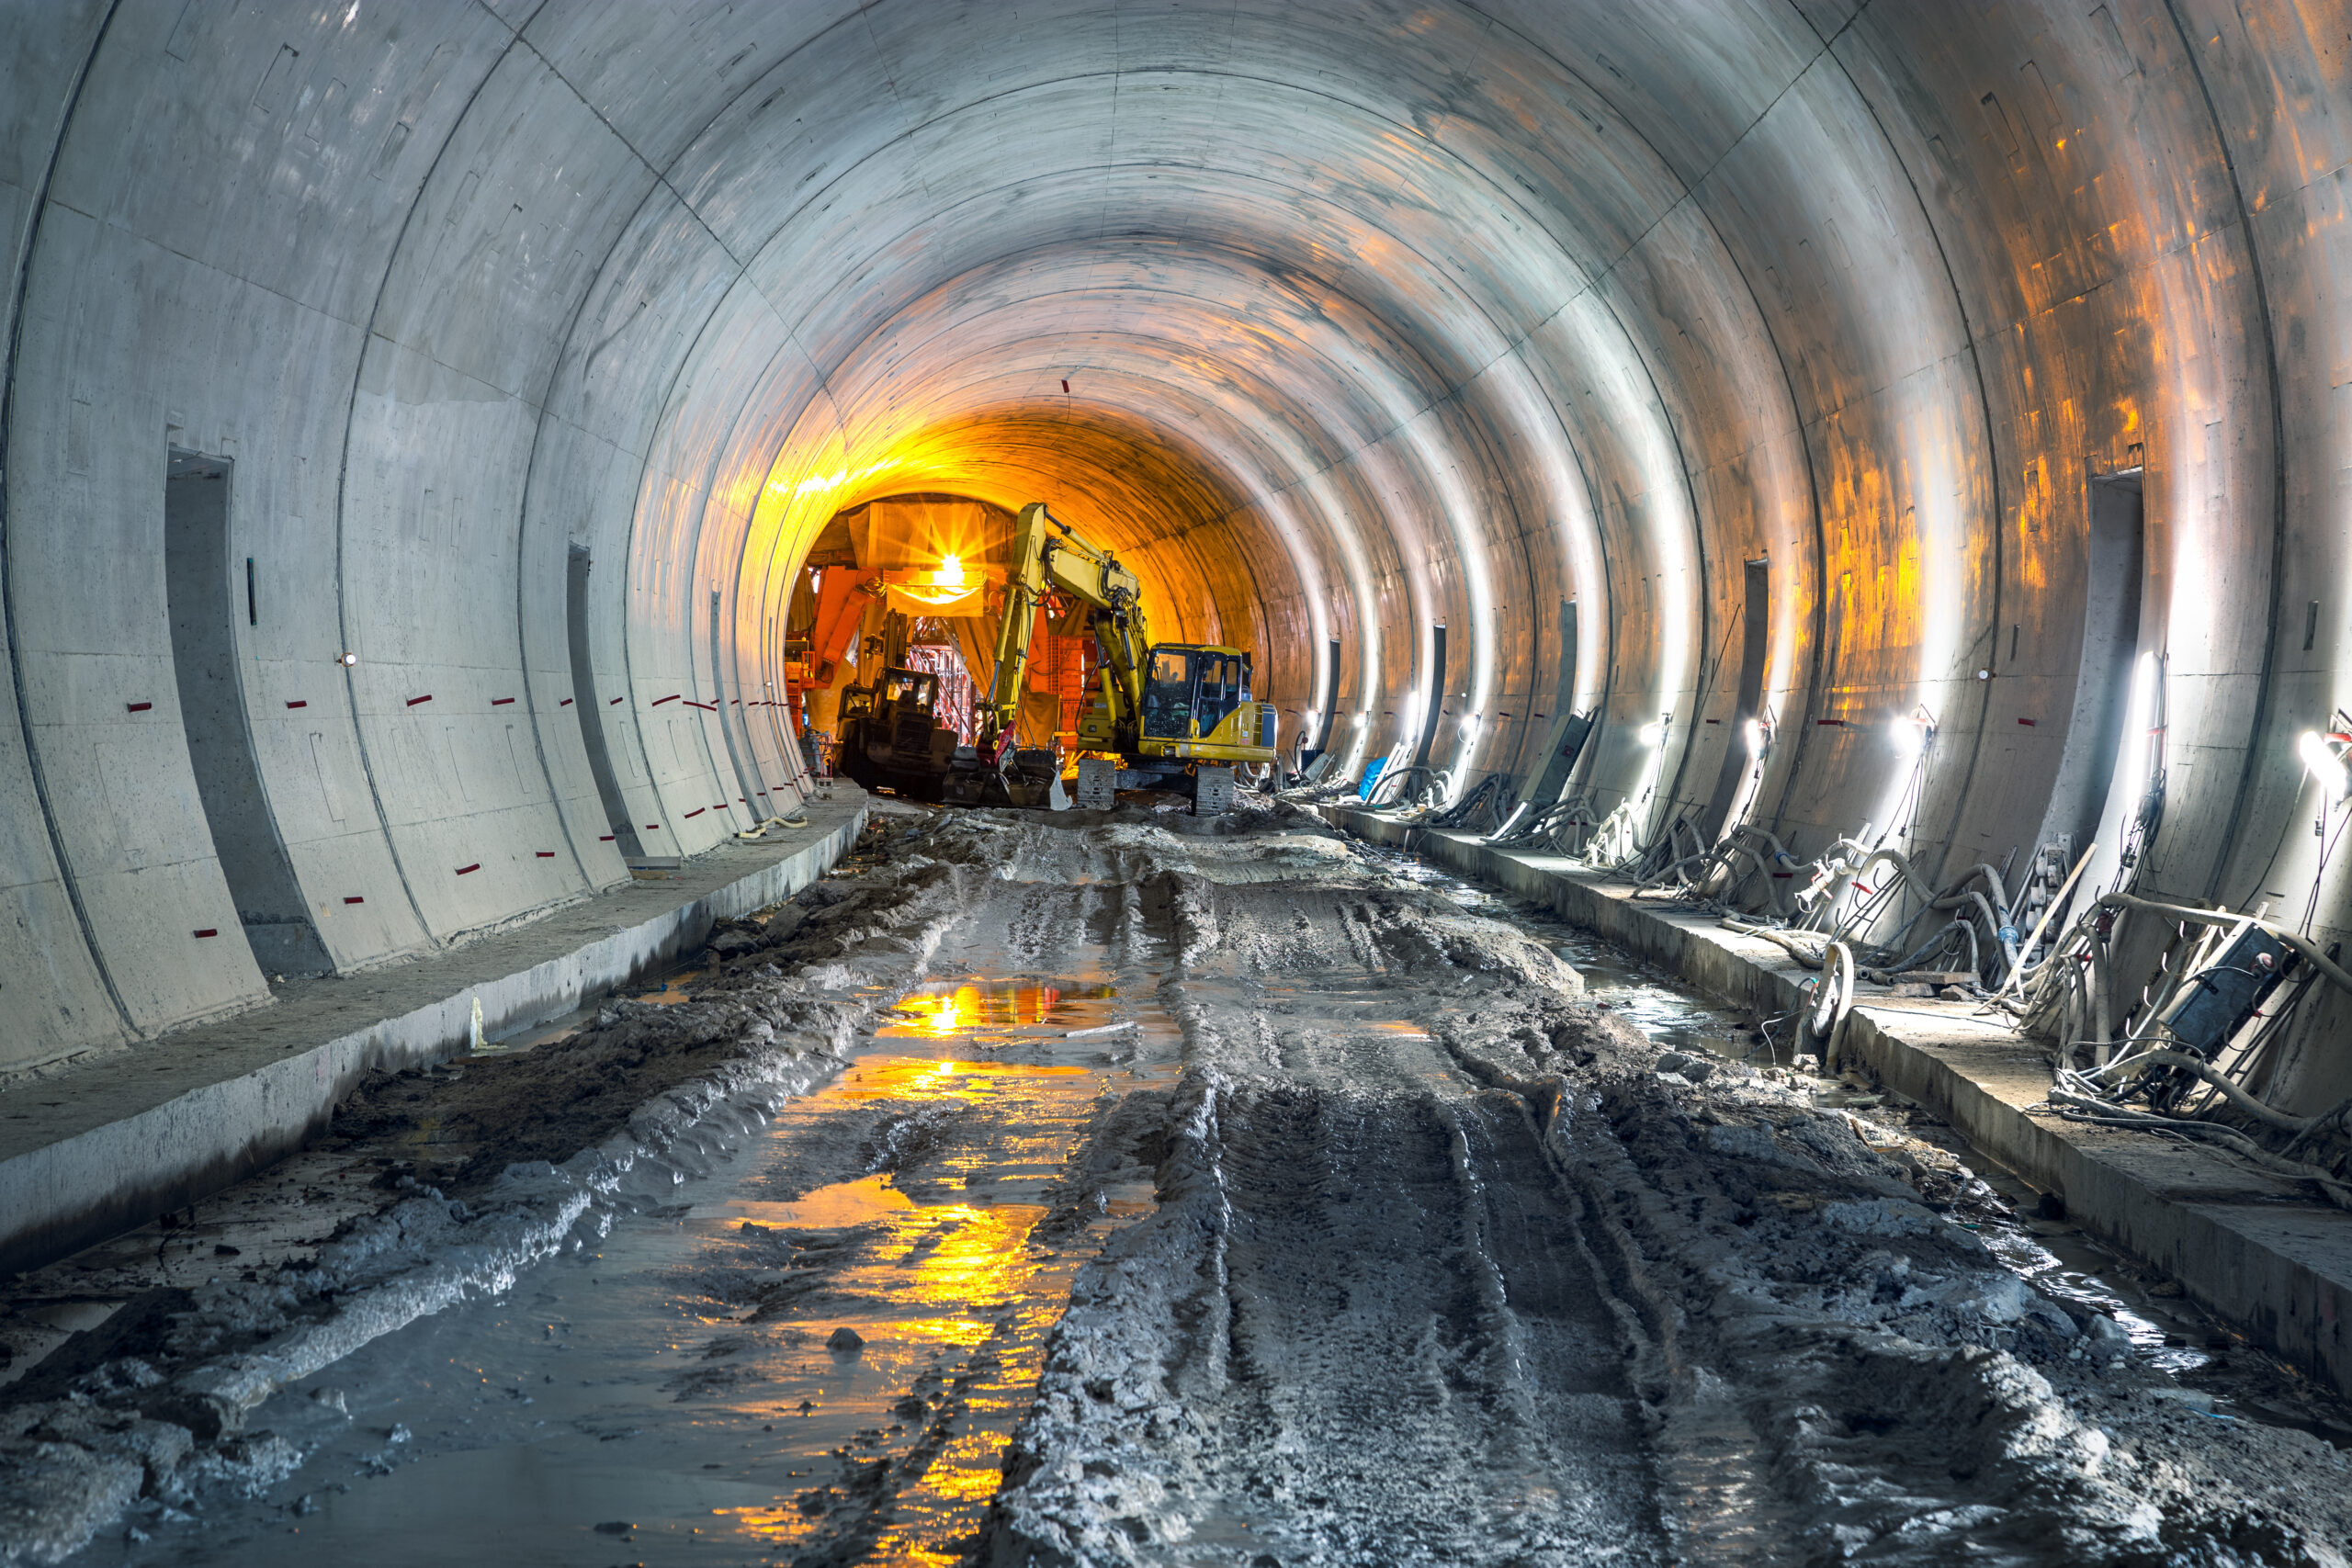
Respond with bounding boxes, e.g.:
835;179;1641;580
878;669;937;713
1195;652;1249;737
1143;649;1194;739
1143;648;1252;739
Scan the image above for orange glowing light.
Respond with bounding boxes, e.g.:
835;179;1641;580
881;982;1069;1037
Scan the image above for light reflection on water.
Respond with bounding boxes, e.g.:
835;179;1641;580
108;956;1181;1568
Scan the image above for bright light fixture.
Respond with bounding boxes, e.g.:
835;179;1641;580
340;651;358;666
1636;713;1668;747
934;554;965;588
2299;730;2348;802
1743;717;1767;756
1891;714;1932;756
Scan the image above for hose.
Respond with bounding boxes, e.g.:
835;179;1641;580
1721;917;1828;969
2082;1048;2308;1132
2045;1086;2352;1210
1364;764;1442;810
2092;892;2352;1000
1806;940;1857;1068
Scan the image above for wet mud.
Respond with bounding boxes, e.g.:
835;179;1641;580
3;803;2347;1566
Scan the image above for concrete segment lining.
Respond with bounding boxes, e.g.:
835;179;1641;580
0;0;2347;1343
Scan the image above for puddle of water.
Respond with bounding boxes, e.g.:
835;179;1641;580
81;935;1183;1566
882;978;1117;1040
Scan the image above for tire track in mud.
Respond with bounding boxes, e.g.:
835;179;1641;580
992;866;1699;1566
1195;1075;1663;1564
989;841;2352;1568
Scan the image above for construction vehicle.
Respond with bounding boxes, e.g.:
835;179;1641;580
834;666;960;799
945;501;1277;810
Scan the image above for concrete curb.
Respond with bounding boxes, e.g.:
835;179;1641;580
1322;806;2352;1401
0;799;866;1276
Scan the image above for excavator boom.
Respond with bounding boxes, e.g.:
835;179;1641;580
984;502;1147;749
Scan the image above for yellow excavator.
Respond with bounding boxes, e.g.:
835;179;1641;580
944;501;1277;810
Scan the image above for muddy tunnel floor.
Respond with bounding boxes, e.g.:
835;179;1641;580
5;805;2351;1567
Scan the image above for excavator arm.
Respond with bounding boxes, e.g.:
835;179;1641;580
981;502;1148;751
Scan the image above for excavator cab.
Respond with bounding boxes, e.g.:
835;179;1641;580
1141;647;1251;740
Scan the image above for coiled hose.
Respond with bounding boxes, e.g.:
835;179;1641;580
1806;940;1857;1069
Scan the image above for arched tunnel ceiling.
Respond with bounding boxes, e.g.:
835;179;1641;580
3;0;2349;1116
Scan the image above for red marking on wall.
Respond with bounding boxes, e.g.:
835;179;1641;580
285;699;307;709
645;824;658;830
684;807;706;818
651;694;681;706
1815;718;1845;727
1704;717;1720;724
407;694;433;706
1060;378;1070;394
609;697;624;705
560;697;574;706
455;863;481;874
126;701;153;712
535;851;555;857
492;696;515;705
598;834;615;841
193;928;219;938
2017;716;2037;726
684;700;717;712
344;896;365;904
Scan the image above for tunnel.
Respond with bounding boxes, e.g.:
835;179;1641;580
4;2;2351;1562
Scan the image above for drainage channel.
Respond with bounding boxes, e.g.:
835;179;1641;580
1364;841;2352;1452
74;931;1184;1565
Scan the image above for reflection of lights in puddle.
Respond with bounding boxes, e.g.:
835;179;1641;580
885;982;1061;1035
712;1174;1048;1344
711;1503;798;1543
836;1057;1091;1101
882;979;1117;1037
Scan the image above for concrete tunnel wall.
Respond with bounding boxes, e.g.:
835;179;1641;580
2;2;2349;1111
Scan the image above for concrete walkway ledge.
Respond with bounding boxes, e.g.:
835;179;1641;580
0;794;868;1277
1321;805;2352;1401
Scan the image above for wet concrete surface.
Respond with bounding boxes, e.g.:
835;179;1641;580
6;804;2351;1565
